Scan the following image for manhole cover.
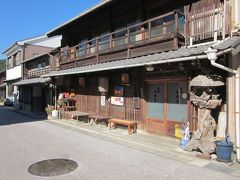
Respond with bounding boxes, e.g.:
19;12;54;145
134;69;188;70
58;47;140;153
28;159;78;177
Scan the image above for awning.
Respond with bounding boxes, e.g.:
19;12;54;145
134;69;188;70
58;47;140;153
13;77;51;86
3;77;21;83
42;36;240;78
0;83;6;88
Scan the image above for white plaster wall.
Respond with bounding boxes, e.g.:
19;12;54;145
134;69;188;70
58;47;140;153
236;71;239;115
236;0;240;26
6;65;22;80
236;68;240;160
33;36;61;48
227;76;236;143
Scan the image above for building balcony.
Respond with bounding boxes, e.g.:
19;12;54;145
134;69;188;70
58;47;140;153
59;11;185;70
185;2;231;45
26;67;51;79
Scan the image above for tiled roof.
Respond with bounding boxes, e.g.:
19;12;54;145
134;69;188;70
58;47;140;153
214;36;240;50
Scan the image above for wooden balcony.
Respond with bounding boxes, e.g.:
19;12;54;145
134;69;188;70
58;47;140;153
59;11;185;70
26;67;51;79
185;3;231;44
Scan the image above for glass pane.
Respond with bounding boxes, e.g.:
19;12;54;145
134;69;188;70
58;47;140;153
167;82;188;121
113;37;126;47
147;84;164;120
178;15;185;33
99;41;110;51
151;19;164;28
151;27;163;37
77;48;87;57
166;23;175;33
129;31;142;43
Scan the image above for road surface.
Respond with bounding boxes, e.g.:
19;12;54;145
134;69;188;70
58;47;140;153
0;106;238;180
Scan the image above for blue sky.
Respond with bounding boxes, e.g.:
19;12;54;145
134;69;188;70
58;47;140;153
0;0;100;59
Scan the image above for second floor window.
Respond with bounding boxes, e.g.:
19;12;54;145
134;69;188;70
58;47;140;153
28;58;49;70
13;54;17;67
7;51;21;69
99;32;110;51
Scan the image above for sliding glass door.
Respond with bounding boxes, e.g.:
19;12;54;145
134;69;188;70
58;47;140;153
147;81;188;122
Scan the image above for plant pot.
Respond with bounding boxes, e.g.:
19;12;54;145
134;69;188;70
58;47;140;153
52;110;59;120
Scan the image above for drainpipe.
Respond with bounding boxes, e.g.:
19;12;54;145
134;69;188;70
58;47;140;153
204;47;238;75
236;73;240;162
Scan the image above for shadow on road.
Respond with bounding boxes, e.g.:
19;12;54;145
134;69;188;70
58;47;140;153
0;105;47;126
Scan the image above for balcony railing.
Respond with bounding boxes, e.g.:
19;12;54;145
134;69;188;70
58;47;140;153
27;67;51;78
60;10;185;64
185;3;231;44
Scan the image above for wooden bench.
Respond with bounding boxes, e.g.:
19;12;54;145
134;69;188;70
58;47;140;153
65;111;90;121
89;115;110;127
109;119;137;135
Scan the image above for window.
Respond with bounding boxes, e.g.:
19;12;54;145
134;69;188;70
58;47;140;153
7;58;12;69
12;54;17;67
99;33;110;51
37;62;42;69
89;38;97;54
113;26;126;47
128;17;141;43
77;39;88;57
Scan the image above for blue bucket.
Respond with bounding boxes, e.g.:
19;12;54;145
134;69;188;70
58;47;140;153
215;140;233;162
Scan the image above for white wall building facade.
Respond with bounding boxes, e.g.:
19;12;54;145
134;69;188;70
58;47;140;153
3;35;61;105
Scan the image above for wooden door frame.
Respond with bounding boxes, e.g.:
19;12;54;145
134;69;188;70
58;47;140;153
144;77;189;134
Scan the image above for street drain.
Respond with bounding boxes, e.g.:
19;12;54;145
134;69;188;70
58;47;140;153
28;159;78;177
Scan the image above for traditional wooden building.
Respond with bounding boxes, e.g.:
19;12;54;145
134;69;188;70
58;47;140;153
13;51;60;112
43;0;239;142
3;35;61;107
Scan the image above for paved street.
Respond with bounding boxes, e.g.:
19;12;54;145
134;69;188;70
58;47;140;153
0;105;238;180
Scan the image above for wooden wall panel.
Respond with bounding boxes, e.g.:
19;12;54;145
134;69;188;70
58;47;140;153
24;44;52;60
131;40;174;58
74;74;142;123
75;94;142;122
99;50;128;63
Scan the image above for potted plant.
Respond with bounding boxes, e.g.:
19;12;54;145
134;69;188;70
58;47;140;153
45;105;55;120
57;99;67;109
